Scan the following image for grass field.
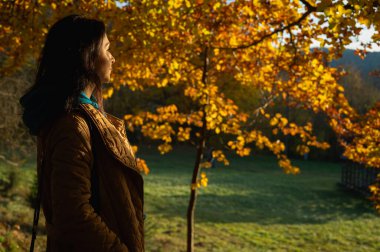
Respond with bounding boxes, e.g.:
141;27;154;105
140;146;379;252
0;145;379;251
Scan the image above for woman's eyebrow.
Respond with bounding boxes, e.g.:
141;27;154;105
105;42;110;47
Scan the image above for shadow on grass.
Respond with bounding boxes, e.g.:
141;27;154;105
147;185;375;225
142;146;377;225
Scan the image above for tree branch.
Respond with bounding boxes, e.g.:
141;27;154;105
217;0;317;50
247;94;277;128
0;155;20;167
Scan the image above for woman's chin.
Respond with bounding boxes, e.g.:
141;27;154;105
101;76;111;84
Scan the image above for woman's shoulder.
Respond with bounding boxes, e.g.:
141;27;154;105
44;111;91;142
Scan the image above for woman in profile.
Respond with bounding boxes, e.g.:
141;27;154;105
20;15;144;251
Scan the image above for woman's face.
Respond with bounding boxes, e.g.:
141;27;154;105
95;34;115;83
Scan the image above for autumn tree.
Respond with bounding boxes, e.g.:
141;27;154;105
1;0;380;251
339;65;380;114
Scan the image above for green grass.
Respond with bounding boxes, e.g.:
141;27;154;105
0;146;379;251
140;146;379;252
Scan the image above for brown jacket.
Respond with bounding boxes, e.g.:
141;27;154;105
37;104;144;251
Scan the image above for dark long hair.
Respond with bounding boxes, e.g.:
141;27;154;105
20;14;106;136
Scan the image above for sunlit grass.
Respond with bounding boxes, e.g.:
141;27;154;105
140;146;379;252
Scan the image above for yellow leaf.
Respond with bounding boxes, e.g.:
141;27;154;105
202;28;211;35
136;158;150;175
158;57;165;66
270;117;279;126
201;178;208;187
161;78;169;87
215;127;220;134
280;118;288;126
132;145;138;154
200;162;212;168
229;36;238;46
213;2;221;10
172;60;179;69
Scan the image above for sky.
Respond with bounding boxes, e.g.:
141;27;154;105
345;27;379;51
310;25;380;52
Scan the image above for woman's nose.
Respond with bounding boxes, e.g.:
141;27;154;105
110;54;115;64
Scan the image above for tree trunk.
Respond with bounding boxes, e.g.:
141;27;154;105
187;118;207;252
187;47;209;252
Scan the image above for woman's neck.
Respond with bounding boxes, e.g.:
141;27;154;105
83;85;95;98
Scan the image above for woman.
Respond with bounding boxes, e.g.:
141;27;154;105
20;15;144;251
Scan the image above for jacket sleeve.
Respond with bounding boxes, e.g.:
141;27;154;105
49;115;128;252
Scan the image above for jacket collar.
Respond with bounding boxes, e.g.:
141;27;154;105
79;104;141;175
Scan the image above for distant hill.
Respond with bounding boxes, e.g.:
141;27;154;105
331;49;380;89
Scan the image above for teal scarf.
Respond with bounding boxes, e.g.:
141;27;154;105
78;91;99;109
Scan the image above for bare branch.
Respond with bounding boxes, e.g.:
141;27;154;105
299;0;315;10
0;155;20;167
247;94;277;127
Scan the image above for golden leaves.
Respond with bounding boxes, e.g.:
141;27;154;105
296;145;310;155
177;127;191;141
156;104;178;114
136;158;150;174
240;6;254;17
191;171;208;190
200;161;212;169
212;150;229;165
269;117;278;127
131;145;138;154
278;156;300;175
369;174;380;213
3;0;380;209
339;102;380;169
200;172;208;187
212;2;221;11
167;0;182;10
158;142;173;154
229;36;238;47
102;87;114;99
